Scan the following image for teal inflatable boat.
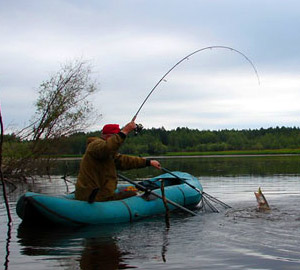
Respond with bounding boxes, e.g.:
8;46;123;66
16;172;202;227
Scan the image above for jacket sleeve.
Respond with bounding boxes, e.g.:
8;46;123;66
114;154;149;170
87;133;126;160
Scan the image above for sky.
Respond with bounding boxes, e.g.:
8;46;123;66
1;0;300;132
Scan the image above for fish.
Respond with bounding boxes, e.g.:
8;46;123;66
254;187;270;211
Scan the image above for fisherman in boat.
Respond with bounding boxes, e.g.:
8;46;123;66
75;119;161;202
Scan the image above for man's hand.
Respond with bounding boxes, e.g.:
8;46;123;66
150;160;161;170
121;121;137;135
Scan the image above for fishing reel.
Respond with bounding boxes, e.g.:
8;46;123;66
134;123;143;136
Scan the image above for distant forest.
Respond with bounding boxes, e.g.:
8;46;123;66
6;126;300;156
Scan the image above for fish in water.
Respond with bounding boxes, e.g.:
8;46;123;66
254;187;270;211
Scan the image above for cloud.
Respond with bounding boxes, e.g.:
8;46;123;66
1;0;300;132
127;72;300;130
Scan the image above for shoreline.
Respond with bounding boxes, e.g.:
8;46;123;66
56;153;300;160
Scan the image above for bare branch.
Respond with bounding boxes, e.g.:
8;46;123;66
4;59;101;180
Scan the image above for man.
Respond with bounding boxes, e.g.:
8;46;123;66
75;120;161;202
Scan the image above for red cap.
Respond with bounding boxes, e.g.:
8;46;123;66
102;124;120;135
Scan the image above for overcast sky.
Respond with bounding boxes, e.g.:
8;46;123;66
1;0;300;132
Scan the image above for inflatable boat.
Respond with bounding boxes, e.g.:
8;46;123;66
16;171;202;227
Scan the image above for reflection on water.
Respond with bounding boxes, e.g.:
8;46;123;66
1;156;300;269
16;218;175;270
3;222;12;270
17;223;137;270
80;238;134;270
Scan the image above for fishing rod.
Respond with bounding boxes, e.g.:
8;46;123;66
132;45;260;121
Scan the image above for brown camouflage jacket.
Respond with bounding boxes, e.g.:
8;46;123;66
75;133;148;202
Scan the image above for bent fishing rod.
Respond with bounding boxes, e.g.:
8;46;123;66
132;45;260;121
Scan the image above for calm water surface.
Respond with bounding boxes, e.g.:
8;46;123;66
1;156;300;270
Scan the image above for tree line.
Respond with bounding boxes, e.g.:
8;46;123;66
5;126;299;157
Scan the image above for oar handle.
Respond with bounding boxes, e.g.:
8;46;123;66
117;173;197;216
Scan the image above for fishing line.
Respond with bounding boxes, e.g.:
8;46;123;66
133;45;260;121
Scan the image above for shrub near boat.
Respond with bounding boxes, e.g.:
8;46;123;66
16;172;202;227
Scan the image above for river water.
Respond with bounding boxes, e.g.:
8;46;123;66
1;156;300;269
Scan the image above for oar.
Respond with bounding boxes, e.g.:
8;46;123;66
161;167;231;210
161;167;202;193
161;167;218;212
117;173;197;216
